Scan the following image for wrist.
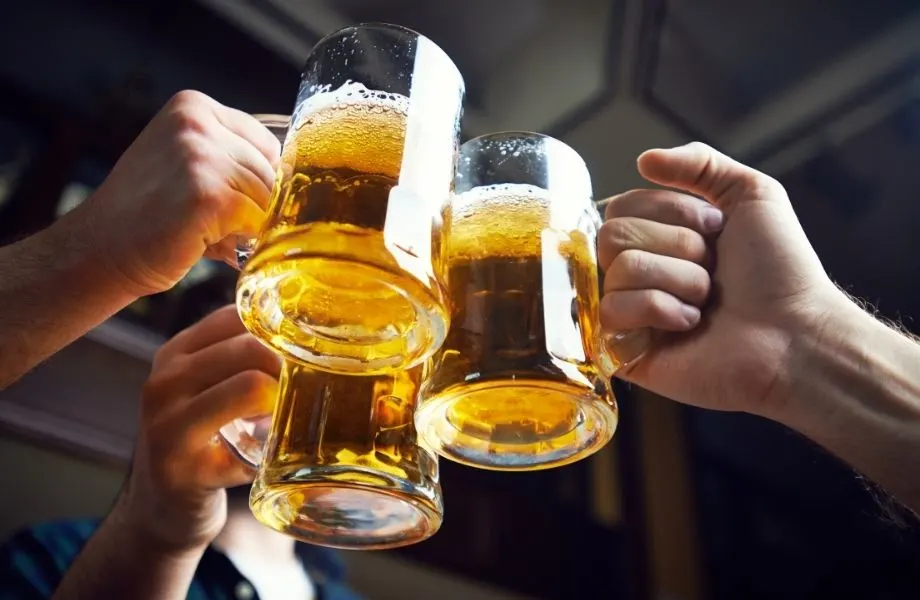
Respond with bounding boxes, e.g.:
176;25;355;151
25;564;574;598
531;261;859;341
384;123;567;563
110;490;213;559
44;204;141;304
757;286;864;424
61;194;156;301
765;286;920;434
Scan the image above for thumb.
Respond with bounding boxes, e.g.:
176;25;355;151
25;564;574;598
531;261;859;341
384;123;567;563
637;142;781;213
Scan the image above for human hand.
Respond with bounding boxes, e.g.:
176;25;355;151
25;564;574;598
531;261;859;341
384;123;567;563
599;142;843;415
114;305;280;552
75;90;280;297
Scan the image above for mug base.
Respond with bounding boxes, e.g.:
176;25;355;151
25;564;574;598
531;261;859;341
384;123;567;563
416;378;618;471
237;225;447;375
250;466;442;550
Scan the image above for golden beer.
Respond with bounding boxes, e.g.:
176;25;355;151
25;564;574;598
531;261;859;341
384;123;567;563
238;88;446;373
237;24;464;374
250;360;441;549
417;133;618;471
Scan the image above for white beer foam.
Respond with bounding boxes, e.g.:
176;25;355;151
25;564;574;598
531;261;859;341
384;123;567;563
451;183;553;217
293;80;410;131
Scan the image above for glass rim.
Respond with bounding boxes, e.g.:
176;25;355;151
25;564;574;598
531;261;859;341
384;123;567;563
251;113;291;129
314;21;427;49
309;22;462;90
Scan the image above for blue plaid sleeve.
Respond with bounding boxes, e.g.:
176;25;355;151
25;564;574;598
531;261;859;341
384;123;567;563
0;520;99;599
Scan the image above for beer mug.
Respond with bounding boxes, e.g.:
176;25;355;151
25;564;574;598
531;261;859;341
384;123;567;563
237;23;465;375
416;132;620;471
224;359;442;549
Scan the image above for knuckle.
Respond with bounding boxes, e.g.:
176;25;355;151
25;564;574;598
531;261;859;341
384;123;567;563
673;226;702;258
184;165;224;214
150;345;172;372
687;267;711;301
177;130;213;166
165;102;210;137
620;249;653;278
141;373;169;404
668;196;701;224
262;131;282;159
167;90;210;112
602;189;638;218
644;290;672;321
602;218;636;251
142;357;188;401
686;141;713;154
757;174;787;199
598;293;620;329
239;335;271;363
235;370;272;397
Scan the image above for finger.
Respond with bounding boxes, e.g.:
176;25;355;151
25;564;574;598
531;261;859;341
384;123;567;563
637;142;780;212
600;289;700;332
194;440;257;490
162;334;281;401
597;217;708;269
204;237;240;267
602;189;724;234
213;188;268;242
160;305;244;359
213;106;282;171
185;370;278;447
204;235;253;270
216;126;276;209
604;250;710;305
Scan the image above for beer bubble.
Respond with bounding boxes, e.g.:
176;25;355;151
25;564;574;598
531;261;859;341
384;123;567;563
449;183;556;260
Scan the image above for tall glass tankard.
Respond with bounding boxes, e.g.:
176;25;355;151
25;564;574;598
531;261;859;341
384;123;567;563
237;23;465;375
415;132;624;471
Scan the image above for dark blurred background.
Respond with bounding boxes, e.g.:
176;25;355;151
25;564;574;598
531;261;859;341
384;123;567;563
2;1;920;599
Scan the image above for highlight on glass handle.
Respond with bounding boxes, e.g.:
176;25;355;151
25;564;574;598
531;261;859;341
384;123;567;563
603;327;652;372
219;415;272;469
234;235;258;270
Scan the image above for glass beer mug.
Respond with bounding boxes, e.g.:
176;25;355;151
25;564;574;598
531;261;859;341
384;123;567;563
237;23;465;374
415;132;619;471
221;360;442;549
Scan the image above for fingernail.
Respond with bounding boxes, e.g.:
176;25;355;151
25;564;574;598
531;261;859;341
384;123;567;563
701;207;724;232
681;303;701;327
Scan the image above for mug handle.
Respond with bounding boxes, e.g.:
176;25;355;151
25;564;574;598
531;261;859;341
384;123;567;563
603;327;652;374
219;415;273;469
231;114;291;270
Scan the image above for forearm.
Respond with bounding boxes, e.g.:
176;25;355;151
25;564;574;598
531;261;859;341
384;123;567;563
767;294;920;514
52;506;204;600
0;207;137;388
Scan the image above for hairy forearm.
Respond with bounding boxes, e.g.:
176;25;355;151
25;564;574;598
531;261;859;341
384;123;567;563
52;506;203;600
0;207;136;389
768;294;920;514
